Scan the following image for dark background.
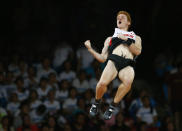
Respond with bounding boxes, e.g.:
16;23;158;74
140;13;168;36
1;0;181;79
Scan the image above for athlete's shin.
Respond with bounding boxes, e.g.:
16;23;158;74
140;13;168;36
95;81;107;100
114;83;131;103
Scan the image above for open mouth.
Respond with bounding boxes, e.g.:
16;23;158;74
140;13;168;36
119;21;122;24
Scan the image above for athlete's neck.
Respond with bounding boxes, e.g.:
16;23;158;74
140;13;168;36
118;27;128;31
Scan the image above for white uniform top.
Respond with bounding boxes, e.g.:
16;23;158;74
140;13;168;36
112;28;136;40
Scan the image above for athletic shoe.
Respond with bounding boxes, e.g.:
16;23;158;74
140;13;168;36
89;103;99;116
103;105;115;120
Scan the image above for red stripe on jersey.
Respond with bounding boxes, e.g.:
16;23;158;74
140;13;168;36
109;39;112;46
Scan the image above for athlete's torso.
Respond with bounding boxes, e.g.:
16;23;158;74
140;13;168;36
112;44;134;59
109;28;136;60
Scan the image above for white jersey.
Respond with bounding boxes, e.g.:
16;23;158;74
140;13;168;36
112;28;136;40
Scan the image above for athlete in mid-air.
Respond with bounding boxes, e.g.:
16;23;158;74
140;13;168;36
84;11;142;120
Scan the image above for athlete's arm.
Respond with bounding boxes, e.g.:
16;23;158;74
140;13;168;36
117;34;142;56
129;35;142;56
84;37;111;63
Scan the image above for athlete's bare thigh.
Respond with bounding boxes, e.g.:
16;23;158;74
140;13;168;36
118;66;135;85
99;60;118;85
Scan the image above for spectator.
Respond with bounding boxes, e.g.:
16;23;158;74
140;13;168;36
59;61;76;82
37;77;51;100
14;76;29;102
14;60;28;79
0;116;14;131
85;59;101;79
72;70;89;94
62;87;77;113
37;57;56;81
46;115;61;130
129;89;156;119
16;114;39;131
56;80;69;103
76;46;94;70
53;42;73;71
110;111;130;131
30;104;47;125
84;89;94;105
6;93;20;116
57;113;67;128
73;97;86;115
24;66;38;88
136;96;158;127
4;71;16;96
29;90;42;111
48;72;59;90
14;102;30;129
71;112;87;131
44;90;60;115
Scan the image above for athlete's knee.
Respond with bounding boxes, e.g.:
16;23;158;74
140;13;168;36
97;81;107;89
122;79;133;88
119;75;134;88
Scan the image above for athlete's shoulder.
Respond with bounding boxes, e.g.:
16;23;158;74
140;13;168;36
106;36;112;40
135;35;142;41
135;35;142;47
104;37;112;46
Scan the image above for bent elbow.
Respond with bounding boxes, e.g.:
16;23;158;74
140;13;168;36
99;54;107;63
133;47;142;56
99;58;107;63
135;50;141;56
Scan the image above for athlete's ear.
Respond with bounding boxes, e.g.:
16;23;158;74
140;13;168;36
128;21;131;26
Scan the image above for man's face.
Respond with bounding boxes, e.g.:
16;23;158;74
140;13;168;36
117;14;130;29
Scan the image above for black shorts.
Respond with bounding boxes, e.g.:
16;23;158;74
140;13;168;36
107;54;135;72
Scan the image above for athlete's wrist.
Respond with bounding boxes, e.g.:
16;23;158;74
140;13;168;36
88;47;93;52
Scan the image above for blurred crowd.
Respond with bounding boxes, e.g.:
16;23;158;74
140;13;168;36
153;47;182;131
0;43;181;131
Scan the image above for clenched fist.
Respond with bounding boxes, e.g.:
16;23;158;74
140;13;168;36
84;40;92;50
